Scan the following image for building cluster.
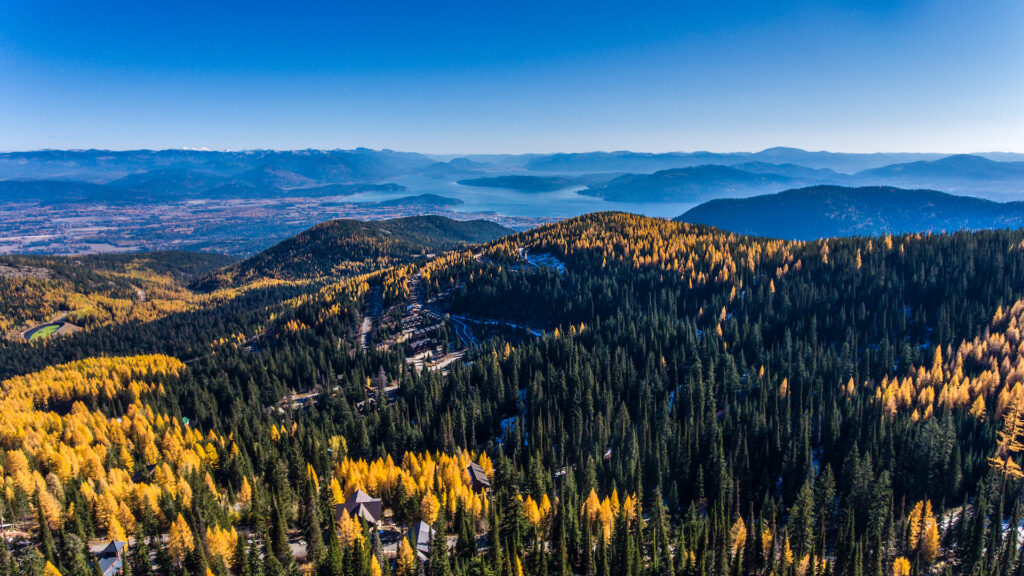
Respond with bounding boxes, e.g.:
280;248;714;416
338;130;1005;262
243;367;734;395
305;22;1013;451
334;462;490;567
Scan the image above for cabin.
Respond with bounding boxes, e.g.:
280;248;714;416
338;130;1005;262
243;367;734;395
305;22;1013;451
335;489;384;526
466;462;490;491
407;520;436;561
94;540;128;576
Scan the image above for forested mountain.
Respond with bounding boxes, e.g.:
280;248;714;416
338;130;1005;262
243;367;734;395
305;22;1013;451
457;176;580;192
0;149;438;183
368;195;464;208
0;180;133;204
4;213;1024;576
730;162;844;180
678;185;1024;239
197;215;511;288
581;165;803;202
0;175;406;204
421;159;496;179
107;169;234;194
0;251;237;335
855;155;1024;196
521;149;958;174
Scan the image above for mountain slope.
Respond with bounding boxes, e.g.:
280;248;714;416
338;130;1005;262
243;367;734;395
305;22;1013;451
522;148;955;173
0;250;237;334
198;215;512;287
8;209;1024;576
107;168;233;195
731;161;846;180
854;154;1024;196
0;148;437;183
581;164;802;202
0;180;128;203
457;175;580;192
365;194;463;208
523;151;750;173
677;185;1024;239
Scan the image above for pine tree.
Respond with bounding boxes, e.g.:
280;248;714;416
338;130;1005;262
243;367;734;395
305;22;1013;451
649;491;674;576
489;501;503;569
19;548;45;576
581;510;594;576
58;533;90;576
815;465;836;556
35;498;56;565
320;519;345;576
790;477;816;557
428;521;452;576
965;490;989;575
269;499;293;565
130;538;153;576
610;511;634;576
305;487;326;565
1001;497;1021;576
346;536;371;576
0;539;10;576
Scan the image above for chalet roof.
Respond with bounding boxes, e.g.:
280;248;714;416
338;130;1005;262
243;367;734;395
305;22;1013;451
97;556;123;576
408;521;436;560
94;541;128;576
466;462;490;488
97;540;128;558
335;489;383;524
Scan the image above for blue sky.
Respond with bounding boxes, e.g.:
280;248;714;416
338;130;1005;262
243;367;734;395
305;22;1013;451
1;0;1022;153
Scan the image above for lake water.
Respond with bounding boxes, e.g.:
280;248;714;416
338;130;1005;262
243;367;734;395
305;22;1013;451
341;175;698;220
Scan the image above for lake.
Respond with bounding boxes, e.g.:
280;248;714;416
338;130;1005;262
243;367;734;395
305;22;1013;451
340;175;698;219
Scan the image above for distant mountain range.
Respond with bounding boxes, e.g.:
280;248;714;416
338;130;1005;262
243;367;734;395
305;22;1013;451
581;154;1024;203
581;165;806;202
854;154;1024;196
521;147;977;174
4;147;1024;209
0;148;437;183
420;158;496;179
677;185;1024;239
0;177;405;204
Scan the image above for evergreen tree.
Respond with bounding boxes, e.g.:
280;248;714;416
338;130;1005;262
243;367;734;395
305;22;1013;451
428;521;452;576
320;521;345;576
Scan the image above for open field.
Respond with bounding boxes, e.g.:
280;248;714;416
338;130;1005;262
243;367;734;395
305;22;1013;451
25;323;58;340
0;197;551;256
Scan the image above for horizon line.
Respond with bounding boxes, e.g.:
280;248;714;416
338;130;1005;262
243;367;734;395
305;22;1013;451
2;146;1024;157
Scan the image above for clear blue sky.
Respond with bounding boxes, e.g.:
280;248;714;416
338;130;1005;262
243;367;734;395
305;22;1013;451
1;0;1022;153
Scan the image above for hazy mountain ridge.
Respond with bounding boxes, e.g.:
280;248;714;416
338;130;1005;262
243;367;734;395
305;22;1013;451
521;147;981;173
359;194;464;208
0;148;438;183
581;164;806;202
0;175;407;203
854;154;1024;197
6;148;1024;207
677;185;1024;239
457;175;581;192
0;180;132;204
579;153;1024;203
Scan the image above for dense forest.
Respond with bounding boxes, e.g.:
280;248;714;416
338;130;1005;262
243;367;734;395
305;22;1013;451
2;213;1024;576
0;251;237;334
197;216;511;289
